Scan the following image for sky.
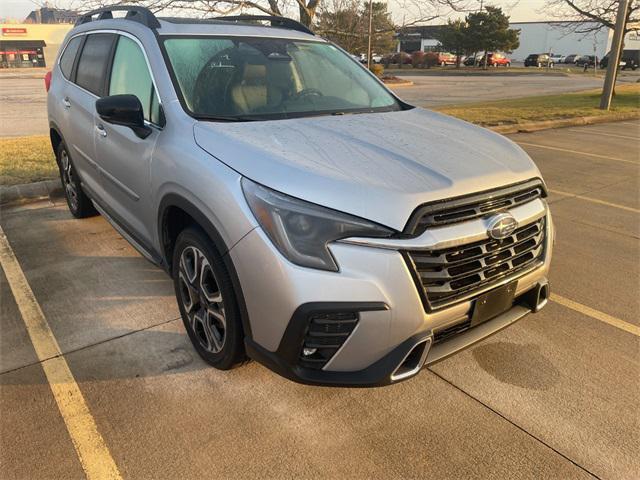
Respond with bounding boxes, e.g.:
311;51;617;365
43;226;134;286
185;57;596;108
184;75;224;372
0;0;551;24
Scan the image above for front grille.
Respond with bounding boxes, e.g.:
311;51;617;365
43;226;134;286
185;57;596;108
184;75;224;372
405;179;545;235
298;312;359;370
406;216;546;310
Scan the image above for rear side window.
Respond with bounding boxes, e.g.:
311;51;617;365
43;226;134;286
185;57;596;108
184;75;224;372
108;36;160;124
75;33;116;95
59;36;82;79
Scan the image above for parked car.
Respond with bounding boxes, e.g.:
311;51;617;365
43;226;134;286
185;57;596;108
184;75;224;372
382;51;412;66
600;49;639;70
47;7;554;387
563;54;579;64
524;53;553;67
478;52;511;67
463;53;483;66
576;55;598;67
436;52;457;66
550;54;565;64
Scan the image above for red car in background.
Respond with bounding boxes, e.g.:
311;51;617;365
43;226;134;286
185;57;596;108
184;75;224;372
479;52;511;67
436;52;457;66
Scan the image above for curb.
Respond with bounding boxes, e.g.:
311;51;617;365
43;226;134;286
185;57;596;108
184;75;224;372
385;81;414;87
1;179;63;207
488;113;640;134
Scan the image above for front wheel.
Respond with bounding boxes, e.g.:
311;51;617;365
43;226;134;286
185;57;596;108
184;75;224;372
505;62;511;67
173;227;246;370
56;142;97;218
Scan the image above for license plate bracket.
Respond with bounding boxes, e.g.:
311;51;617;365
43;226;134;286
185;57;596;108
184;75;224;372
470;282;517;327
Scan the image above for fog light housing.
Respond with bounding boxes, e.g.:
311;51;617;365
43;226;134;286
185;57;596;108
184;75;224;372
298;312;359;370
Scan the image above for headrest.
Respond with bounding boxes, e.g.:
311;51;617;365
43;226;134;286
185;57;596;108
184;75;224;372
243;64;266;82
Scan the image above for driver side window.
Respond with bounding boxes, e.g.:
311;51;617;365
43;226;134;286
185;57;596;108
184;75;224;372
109;35;161;125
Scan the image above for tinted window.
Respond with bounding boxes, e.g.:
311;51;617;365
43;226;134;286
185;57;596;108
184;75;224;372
59;36;82;79
75;33;115;95
109;36;160;124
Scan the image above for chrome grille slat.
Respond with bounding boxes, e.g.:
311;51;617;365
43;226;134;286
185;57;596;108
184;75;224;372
424;243;544;293
412;227;543;271
406;216;546;309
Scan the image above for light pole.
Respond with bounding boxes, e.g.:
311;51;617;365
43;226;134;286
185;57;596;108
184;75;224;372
600;0;629;110
367;0;373;70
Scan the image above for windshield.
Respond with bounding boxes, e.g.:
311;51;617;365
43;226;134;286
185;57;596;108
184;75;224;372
162;36;401;121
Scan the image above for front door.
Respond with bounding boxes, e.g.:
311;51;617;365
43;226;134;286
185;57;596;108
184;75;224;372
93;34;162;249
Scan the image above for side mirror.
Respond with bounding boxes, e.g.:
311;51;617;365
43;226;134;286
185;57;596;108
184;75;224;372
95;94;152;139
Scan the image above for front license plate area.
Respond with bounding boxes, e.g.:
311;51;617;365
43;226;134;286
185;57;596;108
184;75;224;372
470;282;517;327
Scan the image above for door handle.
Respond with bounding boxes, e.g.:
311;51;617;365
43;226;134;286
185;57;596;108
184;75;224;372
62;97;71;109
95;124;107;138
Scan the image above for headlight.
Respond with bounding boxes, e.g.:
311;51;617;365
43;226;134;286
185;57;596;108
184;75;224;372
242;178;394;271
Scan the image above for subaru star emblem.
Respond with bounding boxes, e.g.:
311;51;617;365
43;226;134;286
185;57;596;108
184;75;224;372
487;213;518;240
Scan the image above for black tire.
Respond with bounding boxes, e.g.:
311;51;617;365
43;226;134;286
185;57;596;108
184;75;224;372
56;141;97;218
173;226;245;370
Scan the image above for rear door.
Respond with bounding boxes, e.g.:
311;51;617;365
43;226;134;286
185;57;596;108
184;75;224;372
93;33;162;248
65;32;117;200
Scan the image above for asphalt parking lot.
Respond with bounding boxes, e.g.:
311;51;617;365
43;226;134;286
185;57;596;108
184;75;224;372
1;120;639;479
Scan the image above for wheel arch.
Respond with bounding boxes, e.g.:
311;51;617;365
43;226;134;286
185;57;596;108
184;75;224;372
158;193;253;339
49;121;64;160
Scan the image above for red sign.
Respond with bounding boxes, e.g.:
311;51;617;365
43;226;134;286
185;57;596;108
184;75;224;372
2;28;28;36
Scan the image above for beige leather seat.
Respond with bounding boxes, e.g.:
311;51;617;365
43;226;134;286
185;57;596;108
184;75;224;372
231;64;268;114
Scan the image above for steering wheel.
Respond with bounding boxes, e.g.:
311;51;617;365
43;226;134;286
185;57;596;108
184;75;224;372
292;88;324;100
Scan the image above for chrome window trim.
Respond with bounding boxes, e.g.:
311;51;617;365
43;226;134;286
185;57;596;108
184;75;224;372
57;29;163;129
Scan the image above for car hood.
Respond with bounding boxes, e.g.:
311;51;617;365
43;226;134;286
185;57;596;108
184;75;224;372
193;108;542;231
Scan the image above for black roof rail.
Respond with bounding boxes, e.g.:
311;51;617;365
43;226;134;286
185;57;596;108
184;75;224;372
216;15;314;35
75;6;161;29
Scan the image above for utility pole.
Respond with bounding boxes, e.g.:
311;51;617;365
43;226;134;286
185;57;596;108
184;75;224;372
600;0;629;110
367;0;373;70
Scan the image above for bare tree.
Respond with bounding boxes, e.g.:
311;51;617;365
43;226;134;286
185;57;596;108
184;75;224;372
78;0;321;27
78;0;449;30
545;0;639;34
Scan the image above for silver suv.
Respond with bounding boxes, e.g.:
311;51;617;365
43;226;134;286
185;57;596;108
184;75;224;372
47;7;553;386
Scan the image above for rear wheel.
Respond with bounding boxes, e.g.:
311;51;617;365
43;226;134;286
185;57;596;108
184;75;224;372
173;227;245;369
506;62;511;67
56;142;97;218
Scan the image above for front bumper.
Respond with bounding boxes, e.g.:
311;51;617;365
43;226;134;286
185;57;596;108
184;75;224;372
230;202;554;387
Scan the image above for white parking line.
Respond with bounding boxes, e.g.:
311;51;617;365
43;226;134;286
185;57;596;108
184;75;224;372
516;142;637;164
0;226;122;480
568;128;638;140
549;189;640;213
551;294;640;337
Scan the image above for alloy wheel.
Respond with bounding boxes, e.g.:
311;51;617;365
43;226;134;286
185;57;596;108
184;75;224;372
60;149;78;211
178;246;227;353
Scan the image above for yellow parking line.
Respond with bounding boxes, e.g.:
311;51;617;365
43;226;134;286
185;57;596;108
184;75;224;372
551;294;640;337
516;142;637;164
549;189;640;213
0;226;122;480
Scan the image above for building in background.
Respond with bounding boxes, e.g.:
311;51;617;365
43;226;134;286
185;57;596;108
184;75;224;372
25;7;79;24
396;21;621;61
0;8;75;68
509;21;609;61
